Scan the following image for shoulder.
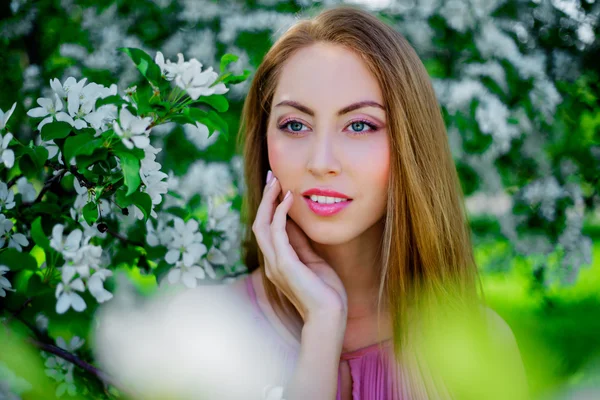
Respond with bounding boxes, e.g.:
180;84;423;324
483;307;517;346
481;307;529;398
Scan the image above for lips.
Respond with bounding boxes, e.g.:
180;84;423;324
301;188;352;199
303;196;352;217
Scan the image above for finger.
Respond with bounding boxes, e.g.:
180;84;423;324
286;219;323;265
270;191;300;265
252;175;281;264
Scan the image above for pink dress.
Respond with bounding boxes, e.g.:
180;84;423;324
244;275;413;399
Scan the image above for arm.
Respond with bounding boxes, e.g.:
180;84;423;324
484;308;530;400
283;312;346;400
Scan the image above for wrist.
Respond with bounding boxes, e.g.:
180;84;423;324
303;311;346;341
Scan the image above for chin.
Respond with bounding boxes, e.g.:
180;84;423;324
301;223;358;246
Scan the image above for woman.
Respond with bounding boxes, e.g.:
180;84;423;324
95;5;528;400
235;4;528;400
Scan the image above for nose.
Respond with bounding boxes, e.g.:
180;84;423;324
306;131;341;177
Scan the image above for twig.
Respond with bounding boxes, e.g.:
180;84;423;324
24;169;67;206
69;165;95;189
105;226;145;248
26;338;117;386
3;297;32;325
5;310;122;391
6;174;24;188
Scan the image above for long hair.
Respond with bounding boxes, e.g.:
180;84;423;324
235;4;484;397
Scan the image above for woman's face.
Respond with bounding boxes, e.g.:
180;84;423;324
266;42;390;245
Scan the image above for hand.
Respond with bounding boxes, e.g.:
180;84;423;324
252;171;348;325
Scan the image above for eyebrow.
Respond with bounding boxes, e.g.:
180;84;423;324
274;100;385;116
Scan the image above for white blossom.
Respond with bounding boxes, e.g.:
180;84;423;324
50;224;83;259
63;81;117;130
167;259;206;288
72;178;90;210
36;313;49;332
50;77;87;103
0;265;14;297
178;160;235;201
0;182;15;210
45;337;84;396
154;51;183;81
0;103;16;131
201;246;227;280
16;177;36;203
113;107;152;150
26;94;72;131
0;214;11;242
84;104;117;133
146;214;172;247
0;214;29;251
88;268;113;303
174;59;228;100
55;267;86;314
0;132;14;168
165;217;207;266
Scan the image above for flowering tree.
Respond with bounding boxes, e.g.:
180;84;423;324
0;48;249;398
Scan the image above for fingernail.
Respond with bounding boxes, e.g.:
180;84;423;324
266;170;273;185
284;190;291;200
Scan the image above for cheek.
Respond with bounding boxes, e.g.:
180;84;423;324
351;137;390;191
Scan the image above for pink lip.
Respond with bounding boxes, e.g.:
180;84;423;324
303;196;352;216
301;188;352;199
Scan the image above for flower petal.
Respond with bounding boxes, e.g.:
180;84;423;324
56;294;71;314
167;267;181;284
69;292;86;312
165;249;180;264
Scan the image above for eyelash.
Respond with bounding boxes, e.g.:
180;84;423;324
277;118;379;136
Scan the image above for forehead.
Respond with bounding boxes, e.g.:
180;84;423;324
272;43;383;109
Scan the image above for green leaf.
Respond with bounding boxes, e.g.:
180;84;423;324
215;69;251;86
26;271;48;297
169;114;197;126
76;148;109;170
219;53;239;73
82;202;98;225
95;94;128;109
185;107;228;140
192;94;229;112
129;192;152;222
0;249;37;272
119;47;164;89
17;145;49;178
25;202;61;216
115;189;152;222
64;132;101;165
40;121;72;140
31;217;51;251
114;151;141;196
206;110;229;140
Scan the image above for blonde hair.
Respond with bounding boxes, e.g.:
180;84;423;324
236;4;484;397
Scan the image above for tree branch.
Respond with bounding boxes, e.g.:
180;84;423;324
26;338;117;386
23;169;67;206
105;226;145;248
69;165;95;189
4;310;122;391
7;174;24;189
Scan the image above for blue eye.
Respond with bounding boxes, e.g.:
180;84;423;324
278;119;379;136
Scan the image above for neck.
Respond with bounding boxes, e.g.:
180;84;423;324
309;218;388;320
